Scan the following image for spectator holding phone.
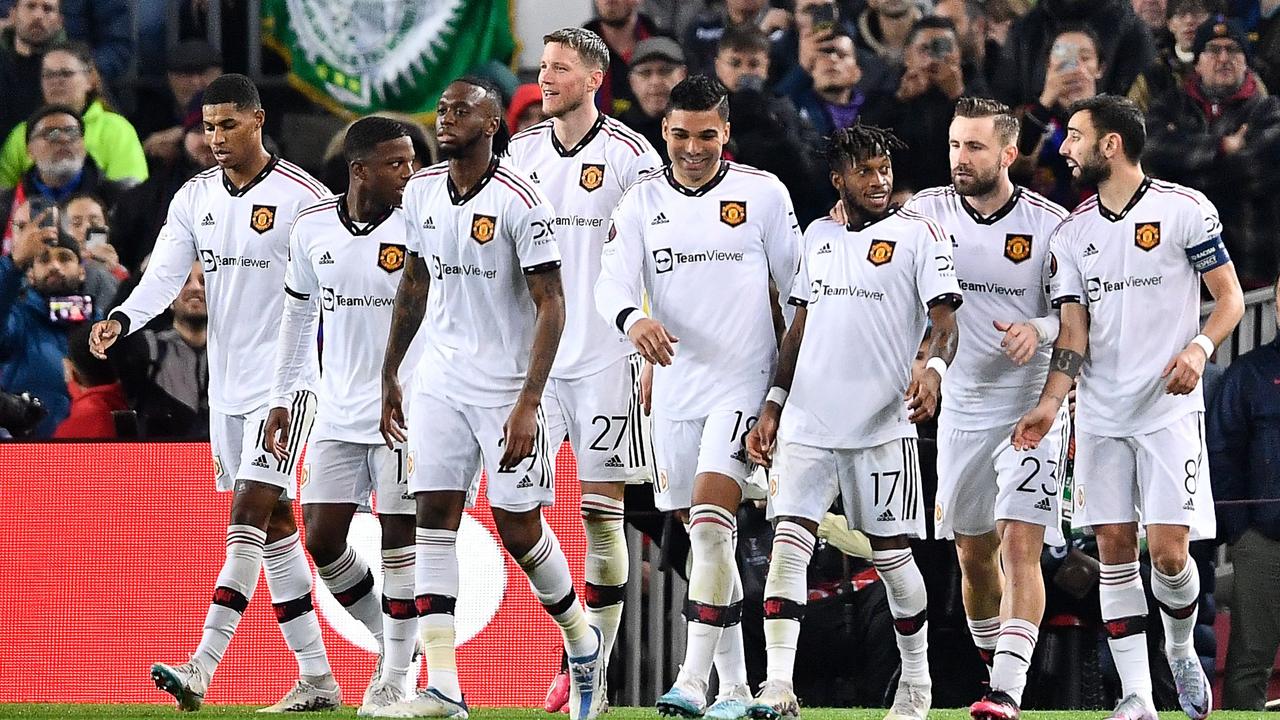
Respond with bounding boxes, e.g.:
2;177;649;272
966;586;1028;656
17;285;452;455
60;191;124;284
0;201;101;437
0;104;126;249
862;16;987;196
776;1;869;138
1011;26;1103;208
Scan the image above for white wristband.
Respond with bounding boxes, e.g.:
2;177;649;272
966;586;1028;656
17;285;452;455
766;386;789;408
1191;334;1215;359
926;356;948;379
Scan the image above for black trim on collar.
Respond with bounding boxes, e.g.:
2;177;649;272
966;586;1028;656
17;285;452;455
336;194;395;236
959;186;1022;226
846;204;899;231
664;161;729;197
448;156;499;206
222;155;279;197
1097;176;1151;223
551;113;606;157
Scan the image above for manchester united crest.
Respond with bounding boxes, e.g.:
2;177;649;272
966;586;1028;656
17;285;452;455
720;200;747;227
868;239;896;266
1004;234;1032;263
1135;222;1160;251
250;204;276;234
471;214;497;244
579;163;605;192
378;243;406;273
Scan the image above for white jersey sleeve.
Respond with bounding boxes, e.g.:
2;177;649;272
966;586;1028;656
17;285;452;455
270;222;321;408
512;192;561;273
110;183;198;333
1183;191;1232;273
1048;217;1086;307
596;190;647;333
763;181;802;304
909;213;962;307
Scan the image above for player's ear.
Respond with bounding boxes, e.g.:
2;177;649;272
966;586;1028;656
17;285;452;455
660;116;669;142
830;170;844;191
253;108;265;130
722;120;731;145
589;68;604;94
1000;142;1018;170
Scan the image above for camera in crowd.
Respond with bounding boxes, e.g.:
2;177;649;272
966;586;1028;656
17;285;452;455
0;390;46;437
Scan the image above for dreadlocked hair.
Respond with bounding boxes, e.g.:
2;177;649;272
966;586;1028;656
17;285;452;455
825;123;907;171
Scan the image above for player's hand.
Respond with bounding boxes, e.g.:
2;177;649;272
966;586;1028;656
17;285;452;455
500;399;538;471
381;375;408;448
628;318;679;366
262;406;291;461
88;318;122;360
995;320;1039;365
1163;342;1207;395
747;404;781;467
639;360;653;416
827;199;847;225
905;366;941;423
1012;399;1058;450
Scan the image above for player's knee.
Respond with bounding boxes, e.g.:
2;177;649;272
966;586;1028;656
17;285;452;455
303;531;344;567
1150;546;1189;576
494;511;542;558
1094;524;1140;563
999;523;1045;568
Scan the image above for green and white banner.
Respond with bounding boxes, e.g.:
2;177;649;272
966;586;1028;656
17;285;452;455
262;0;516;118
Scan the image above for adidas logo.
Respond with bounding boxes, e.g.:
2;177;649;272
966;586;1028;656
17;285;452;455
651;212;669;225
1083;243;1099;257
604;455;624;469
422;217;435;230
516;476;534;489
817;243;832;255
318;251;334;265
1183;497;1195;511
201;213;215;227
876;508;896;522
529;171;540;183
251;455;270;469
1034;497;1052;511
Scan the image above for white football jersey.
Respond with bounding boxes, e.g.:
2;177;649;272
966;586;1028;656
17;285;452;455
596;161;801;421
110;157;329;415
905;186;1067;430
273;197;415;444
1049;177;1231;437
401;158;561;408
507;115;662;379
783;210;962;449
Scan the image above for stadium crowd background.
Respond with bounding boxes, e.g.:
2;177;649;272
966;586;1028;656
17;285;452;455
2;0;1280;712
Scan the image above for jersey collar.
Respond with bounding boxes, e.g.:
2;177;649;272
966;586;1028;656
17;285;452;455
664;161;729;197
447;156;499;205
550;113;606;157
221;154;279;197
958;186;1022;225
1096;176;1151;223
336;194;394;236
846;204;899;231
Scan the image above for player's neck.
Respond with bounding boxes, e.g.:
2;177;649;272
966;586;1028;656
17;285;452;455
345;187;386;224
1096;164;1147;215
223;148;272;189
552;105;601;150
448;149;496;194
962;175;1016;217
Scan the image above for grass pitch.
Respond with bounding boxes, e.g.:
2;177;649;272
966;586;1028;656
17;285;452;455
0;707;1271;719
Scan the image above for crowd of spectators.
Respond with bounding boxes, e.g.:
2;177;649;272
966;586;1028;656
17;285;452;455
2;0;1280;710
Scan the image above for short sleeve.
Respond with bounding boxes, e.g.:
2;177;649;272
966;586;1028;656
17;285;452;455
1183;192;1230;273
914;217;962;308
1048;220;1085;307
513;194;561;274
284;222;320;299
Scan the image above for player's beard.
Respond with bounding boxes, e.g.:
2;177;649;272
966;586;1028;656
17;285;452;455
1072;143;1111;188
438;133;481;160
951;163;1000;198
548;90;586;119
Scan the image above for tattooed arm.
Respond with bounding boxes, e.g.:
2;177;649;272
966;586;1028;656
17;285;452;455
380;252;430;448
499;265;565;470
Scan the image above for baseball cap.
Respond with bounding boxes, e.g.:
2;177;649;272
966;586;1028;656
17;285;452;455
632;37;685;67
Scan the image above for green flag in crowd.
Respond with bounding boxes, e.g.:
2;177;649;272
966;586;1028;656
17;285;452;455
262;0;516;118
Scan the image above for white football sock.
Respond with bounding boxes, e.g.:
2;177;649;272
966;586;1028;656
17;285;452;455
191;524;266;678
516;521;598;659
381;546;417;690
990;618;1039;704
1152;561;1200;660
415;527;460;701
1100;561;1153;707
317;545;383;644
873;547;930;686
581;493;627;663
763;521;816;684
263;532;332;678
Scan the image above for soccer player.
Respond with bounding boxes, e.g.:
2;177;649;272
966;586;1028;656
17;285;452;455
1013;94;1244;720
744;124;960;720
505;28;661;707
595;75;801;720
88;74;339;712
262;116;419;715
902;97;1069;720
377;76;605;720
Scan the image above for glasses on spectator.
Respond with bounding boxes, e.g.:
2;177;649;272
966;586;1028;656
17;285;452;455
32;126;83;142
1202;43;1245;58
41;68;86;80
